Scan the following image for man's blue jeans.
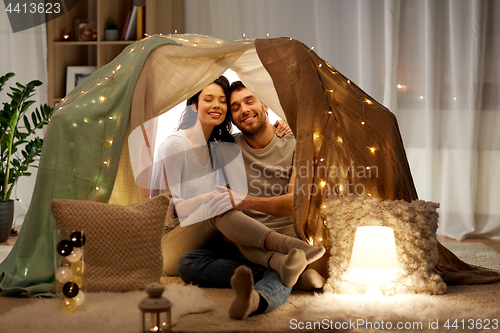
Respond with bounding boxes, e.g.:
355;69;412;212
177;248;292;314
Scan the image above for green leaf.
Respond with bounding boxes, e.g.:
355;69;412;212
21;100;35;113
7;93;19;103
23;115;31;132
31;112;37;126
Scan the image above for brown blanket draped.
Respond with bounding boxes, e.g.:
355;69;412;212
255;37;500;285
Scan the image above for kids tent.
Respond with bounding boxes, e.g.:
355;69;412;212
0;34;498;296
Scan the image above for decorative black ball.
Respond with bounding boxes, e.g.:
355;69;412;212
70;231;86;247
57;240;73;257
62;282;79;298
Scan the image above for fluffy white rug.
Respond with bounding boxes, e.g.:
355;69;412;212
0;283;214;332
295;242;500;333
296;293;499;332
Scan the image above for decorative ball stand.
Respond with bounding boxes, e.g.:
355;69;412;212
54;230;87;312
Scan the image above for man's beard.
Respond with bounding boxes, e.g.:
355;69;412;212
239;114;267;138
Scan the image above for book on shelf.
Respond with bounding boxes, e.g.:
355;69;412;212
136;6;146;39
124;6;137;40
120;11;131;40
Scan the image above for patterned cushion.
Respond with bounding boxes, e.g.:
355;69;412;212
51;195;170;292
323;195;447;295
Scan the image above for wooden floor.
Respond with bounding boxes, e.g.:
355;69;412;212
2;225;500;253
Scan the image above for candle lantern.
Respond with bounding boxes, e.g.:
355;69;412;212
138;283;172;333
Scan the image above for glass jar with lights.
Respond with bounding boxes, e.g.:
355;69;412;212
54;229;87;312
138;283;172;333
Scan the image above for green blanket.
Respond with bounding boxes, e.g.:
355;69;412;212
0;36;179;297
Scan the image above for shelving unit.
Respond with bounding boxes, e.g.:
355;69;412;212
46;0;184;107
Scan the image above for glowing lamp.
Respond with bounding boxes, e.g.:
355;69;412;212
349;226;399;295
139;283;172;333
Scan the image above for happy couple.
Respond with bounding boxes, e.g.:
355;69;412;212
157;76;326;319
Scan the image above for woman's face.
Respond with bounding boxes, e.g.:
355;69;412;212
195;83;227;128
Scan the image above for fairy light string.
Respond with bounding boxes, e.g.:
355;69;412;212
304;49;382;247
53;36;177;201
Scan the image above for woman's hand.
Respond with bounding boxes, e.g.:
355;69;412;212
201;190;222;205
207;186;246;217
273;120;292;137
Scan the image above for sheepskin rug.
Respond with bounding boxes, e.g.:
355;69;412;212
0;283;213;332
296;293;500;332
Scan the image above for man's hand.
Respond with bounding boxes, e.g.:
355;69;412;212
207;185;247;217
273;120;292;137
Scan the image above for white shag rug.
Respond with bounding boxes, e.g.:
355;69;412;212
297;293;499;333
0;283;214;333
296;242;500;333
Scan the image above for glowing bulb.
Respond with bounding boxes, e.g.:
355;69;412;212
320;158;324;162
108;140;113;144
397;84;402;89
337;136;343;143
174;30;178;34
420;96;424;100
369;147;376;153
95;186;100;191
365;99;372;105
320;180;326;187
108;116;113;120
103;161;108;165
347;80;351;84
99;96;107;102
308;237;314;245
130;48;135;53
319;64;322;68
361;121;365;125
115;64;121;71
323;205;327;209
309;46;314;51
328;111;333;114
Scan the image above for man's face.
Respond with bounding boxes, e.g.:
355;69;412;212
230;88;269;137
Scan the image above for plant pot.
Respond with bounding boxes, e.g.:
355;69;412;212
0;200;14;243
105;29;119;41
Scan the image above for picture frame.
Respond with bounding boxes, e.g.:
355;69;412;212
66;66;97;96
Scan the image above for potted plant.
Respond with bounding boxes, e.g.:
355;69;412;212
0;73;53;242
105;19;119;41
